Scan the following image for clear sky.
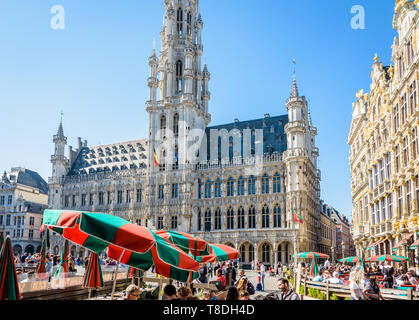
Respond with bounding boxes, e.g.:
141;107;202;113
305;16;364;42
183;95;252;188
0;0;398;219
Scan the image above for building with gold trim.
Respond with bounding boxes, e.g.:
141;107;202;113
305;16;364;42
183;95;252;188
348;0;419;266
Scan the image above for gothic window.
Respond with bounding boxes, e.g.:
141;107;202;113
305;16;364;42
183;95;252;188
171;183;178;199
395;145;400;172
249;244;254;262
176;60;183;93
157;216;164;230
158;185;164;200
214;178;221;198
177;8;183;38
227;177;234;197
171;216;178;230
187;11;192;37
205;179;212;199
261;173;269;194
385;153;392;179
248;205;256;229
237;176;245;196
205;208;211;232
198;179;202;199
137;188;142;203
397;187;403;218
239;245;246;263
402;136;409;166
273;204;281;228
273;172;280;193
410;81;417;115
406;181;412;214
197;208;202;231
401;94;407;124
248;176;255;195
393;104;399;133
412;127;418;160
98;192;104;205
237;206;245;229
261;243;271;263
388;194;393;219
173;144;179;170
227;207;234;229
160;115;167;137
214;208;221;230
173;113;179;137
262;204;269;228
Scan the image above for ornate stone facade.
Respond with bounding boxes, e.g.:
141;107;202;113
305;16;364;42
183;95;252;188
349;0;419;265
48;0;334;266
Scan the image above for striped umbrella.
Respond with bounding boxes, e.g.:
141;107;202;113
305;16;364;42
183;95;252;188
83;252;104;289
366;255;409;262
36;239;47;275
54;239;69;278
293;252;330;259
190;243;240;263
339;256;362;263
155;230;210;256
0;236;21;300
42;210;199;281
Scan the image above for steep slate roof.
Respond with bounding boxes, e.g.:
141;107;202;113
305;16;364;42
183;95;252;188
67;139;148;176
4;168;48;194
205;114;288;159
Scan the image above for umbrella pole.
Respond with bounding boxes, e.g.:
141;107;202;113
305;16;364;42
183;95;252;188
111;250;124;300
88;288;91;300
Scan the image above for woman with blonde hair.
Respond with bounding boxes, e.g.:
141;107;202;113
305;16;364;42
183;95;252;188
349;265;365;300
236;276;248;297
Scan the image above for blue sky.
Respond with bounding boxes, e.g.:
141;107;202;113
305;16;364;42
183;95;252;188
0;0;398;218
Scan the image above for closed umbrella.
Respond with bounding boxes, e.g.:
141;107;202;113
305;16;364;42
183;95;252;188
126;266;144;287
0;236;21;300
54;239;69;279
309;258;318;276
83;252;104;299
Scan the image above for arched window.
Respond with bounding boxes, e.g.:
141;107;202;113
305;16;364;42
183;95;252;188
227;177;234;197
237;176;245;196
248;176;255;195
262;243;271;263
248;244;254;262
273;204;281;228
177;8;183;37
273;172;280;193
173;113;179;137
285;243;289;263
215;208;221;230
239;244;246;263
214;178;221;198
205;208;211;232
277;244;282;263
198;179;202;199
237;206;245;229
262;204;269;228
160;115;167;137
176;60;183;93
227;207;234;229
205;179;212;199
248;205;256;229
195;210;201;233
262;173;269;194
173;144;179;170
187;11;192;37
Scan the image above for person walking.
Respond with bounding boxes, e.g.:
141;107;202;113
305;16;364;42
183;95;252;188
259;263;265;291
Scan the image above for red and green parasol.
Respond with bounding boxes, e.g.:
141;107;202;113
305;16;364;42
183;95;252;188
42;210;200;282
366;255;408;262
36;239;47;275
155;230;210;256
339;256;363;263
293;252;330;259
0;236;21;300
190;243;240;263
54;239;69;278
83;252;104;289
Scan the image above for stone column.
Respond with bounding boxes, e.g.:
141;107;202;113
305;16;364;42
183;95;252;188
254;242;259;264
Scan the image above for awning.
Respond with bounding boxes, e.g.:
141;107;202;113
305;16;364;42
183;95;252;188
409;239;419;250
394;232;415;249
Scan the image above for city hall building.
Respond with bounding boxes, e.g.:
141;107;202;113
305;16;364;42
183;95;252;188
349;0;419;265
48;0;335;266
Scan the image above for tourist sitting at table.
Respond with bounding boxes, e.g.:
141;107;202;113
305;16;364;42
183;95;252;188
124;284;141;301
216;269;226;286
162;284;179;300
396;274;411;287
21;271;35;283
323;271;344;285
363;276;385;300
313;271;323;282
407;271;418;286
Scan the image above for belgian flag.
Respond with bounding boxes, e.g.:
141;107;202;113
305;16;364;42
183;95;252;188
153;149;159;167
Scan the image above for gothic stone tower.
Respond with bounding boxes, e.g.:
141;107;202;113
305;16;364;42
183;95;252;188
146;0;211;232
283;76;321;253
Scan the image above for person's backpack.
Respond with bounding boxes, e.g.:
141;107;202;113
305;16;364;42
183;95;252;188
247;281;255;295
256;282;262;291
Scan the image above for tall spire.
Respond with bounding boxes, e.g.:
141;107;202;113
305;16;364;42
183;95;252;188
57;112;64;138
291;58;299;98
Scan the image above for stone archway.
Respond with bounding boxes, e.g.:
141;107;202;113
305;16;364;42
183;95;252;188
25;245;35;255
258;242;273;265
13;245;22;256
239;242;254;265
36;245;42;253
